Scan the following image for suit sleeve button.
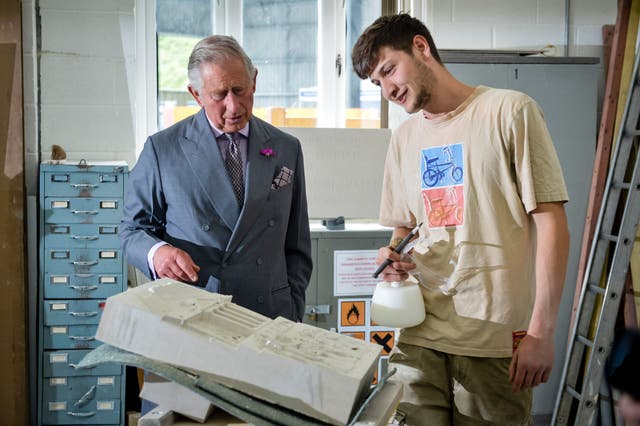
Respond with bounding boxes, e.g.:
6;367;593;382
256;257;263;265
202;224;210;231
257;296;264;303
268;219;275;227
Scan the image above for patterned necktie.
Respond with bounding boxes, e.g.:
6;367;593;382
224;133;244;206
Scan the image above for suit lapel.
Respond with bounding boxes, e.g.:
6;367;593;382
180;109;241;231
227;117;277;253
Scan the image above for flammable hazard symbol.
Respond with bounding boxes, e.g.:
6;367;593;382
340;300;366;327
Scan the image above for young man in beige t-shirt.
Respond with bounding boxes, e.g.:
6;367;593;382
352;14;570;425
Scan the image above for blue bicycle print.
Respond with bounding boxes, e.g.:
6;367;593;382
421;144;464;188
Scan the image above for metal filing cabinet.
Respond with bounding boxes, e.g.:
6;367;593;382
305;222;393;386
38;161;128;425
305;222;392;329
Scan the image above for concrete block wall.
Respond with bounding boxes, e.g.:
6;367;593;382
23;0;38;197
424;0;616;57
421;0;616;117
37;0;137;179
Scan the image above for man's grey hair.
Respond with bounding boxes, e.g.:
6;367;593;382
187;35;257;91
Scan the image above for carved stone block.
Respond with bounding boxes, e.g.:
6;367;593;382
96;278;381;424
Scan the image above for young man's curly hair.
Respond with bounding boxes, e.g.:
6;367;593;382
351;13;442;80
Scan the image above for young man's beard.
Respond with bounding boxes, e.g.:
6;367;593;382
410;57;435;113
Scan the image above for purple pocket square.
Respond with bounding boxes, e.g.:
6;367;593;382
272;166;294;189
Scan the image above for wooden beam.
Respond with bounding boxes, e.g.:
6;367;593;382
571;0;632;326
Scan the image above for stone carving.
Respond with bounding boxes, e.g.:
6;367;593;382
95;278;381;424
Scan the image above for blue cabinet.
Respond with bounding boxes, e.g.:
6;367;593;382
38;162;128;425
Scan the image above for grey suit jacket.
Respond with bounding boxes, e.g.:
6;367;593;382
120;110;312;321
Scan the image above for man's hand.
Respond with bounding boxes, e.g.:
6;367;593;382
153;245;200;282
376;245;416;282
618;393;640;425
509;334;554;393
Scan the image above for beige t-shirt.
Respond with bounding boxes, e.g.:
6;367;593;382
379;86;568;357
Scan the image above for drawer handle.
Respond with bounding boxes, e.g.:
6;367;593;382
69;311;98;318
72;260;98;266
69;285;98;292
68;335;95;342
66;411;96;418
68;362;96;370
72;235;99;241
74;385;96;407
70;183;98;189
71;210;98;215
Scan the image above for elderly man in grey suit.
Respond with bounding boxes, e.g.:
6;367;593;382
120;35;312;323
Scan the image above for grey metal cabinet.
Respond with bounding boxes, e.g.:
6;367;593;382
414;55;599;416
304;224;392;329
38;162;128;425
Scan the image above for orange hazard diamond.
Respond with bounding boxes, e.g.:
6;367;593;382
341;331;365;340
371;330;395;356
340;300;366;327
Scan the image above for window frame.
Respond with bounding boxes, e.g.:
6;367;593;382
136;0;404;153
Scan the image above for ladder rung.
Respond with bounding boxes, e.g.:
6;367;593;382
566;384;582;401
588;283;605;295
600;233;618;242
612;181;632;190
576;334;594;348
598;392;613;403
554;46;640;426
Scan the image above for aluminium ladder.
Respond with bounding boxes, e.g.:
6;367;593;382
552;45;640;425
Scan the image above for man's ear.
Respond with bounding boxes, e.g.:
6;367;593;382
187;85;204;107
252;69;258;93
412;35;432;60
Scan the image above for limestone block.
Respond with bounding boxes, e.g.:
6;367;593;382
96;278;381;425
140;373;214;422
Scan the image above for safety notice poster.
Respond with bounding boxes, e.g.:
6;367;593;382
333;250;379;296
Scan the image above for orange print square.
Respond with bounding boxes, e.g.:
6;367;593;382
340;300;366;327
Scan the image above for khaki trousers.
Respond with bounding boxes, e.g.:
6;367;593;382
389;342;532;425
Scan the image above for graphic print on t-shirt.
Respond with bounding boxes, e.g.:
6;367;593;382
420;143;464;228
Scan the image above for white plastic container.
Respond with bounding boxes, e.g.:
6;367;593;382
370;281;426;328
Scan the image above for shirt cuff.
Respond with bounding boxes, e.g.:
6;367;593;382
147;241;168;279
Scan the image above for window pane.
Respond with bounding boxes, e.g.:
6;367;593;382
156;0;382;130
243;0;318;128
345;0;381;128
156;0;214;130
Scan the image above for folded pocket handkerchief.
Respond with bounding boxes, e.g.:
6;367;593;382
272;166;294;189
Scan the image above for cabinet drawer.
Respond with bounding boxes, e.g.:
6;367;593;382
44;223;120;248
43;375;122;402
44;170;124;198
44;300;105;326
42;399;120;425
43;350;122;377
43;325;100;349
44;197;123;224
44;273;123;299
44;248;123;274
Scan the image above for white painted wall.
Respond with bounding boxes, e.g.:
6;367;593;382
36;0;137;172
421;0;616;58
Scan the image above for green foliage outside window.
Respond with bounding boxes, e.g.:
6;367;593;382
158;34;199;91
